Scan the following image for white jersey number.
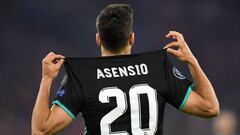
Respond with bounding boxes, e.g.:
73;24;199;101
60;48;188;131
99;84;158;135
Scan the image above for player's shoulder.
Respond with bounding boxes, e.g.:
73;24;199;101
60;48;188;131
64;49;167;63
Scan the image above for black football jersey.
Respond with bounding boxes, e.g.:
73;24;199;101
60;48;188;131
52;49;194;135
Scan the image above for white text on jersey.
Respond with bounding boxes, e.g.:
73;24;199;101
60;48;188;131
97;63;148;79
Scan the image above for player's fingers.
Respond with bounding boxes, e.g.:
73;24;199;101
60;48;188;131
46;52;55;58
51;54;65;64
43;52;56;62
54;54;65;59
163;41;180;49
43;52;55;64
166;31;184;41
165;31;181;39
165;32;175;38
47;54;64;62
56;58;64;68
166;48;179;56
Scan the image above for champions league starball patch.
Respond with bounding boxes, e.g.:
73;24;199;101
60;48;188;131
57;87;65;97
56;74;68;97
172;66;186;80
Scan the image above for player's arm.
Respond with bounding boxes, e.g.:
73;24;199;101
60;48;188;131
32;52;72;135
164;31;220;118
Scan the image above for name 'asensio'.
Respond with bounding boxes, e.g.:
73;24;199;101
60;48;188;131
97;63;148;79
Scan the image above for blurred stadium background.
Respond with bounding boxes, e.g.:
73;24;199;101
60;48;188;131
0;0;239;134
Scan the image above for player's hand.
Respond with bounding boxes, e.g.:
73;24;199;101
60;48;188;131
42;52;65;80
164;31;197;64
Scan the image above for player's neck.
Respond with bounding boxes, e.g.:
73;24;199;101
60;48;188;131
101;47;131;57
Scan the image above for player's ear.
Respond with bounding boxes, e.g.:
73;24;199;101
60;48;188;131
129;32;135;46
96;33;101;47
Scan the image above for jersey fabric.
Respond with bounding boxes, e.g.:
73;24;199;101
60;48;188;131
52;49;194;135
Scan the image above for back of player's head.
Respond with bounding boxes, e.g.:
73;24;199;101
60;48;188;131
96;4;133;53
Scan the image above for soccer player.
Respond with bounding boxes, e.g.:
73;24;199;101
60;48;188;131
32;4;219;135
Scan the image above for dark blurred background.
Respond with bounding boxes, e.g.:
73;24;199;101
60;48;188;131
0;0;239;134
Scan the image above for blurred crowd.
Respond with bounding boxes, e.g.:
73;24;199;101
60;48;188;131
213;110;238;135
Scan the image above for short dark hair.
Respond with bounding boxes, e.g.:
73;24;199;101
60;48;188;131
96;4;133;53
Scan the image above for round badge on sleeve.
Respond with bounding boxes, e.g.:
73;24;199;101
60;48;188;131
172;66;186;80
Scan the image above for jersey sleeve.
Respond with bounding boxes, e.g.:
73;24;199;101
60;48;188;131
52;72;83;120
164;54;195;110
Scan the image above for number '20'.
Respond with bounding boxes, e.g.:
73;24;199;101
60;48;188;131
99;84;158;135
